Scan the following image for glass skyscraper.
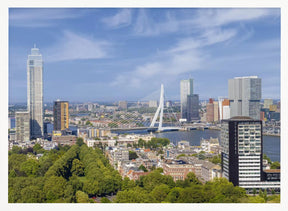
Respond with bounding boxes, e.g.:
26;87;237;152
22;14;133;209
228;76;261;120
27;45;43;139
180;78;193;120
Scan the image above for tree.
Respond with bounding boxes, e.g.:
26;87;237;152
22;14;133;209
150;184;170;202
43;176;67;202
76;191;90;203
129;151;138;160
33;144;45;154
20;159;40;177
19;185;45;203
139;164;148;172
76;137;84;146
101;197;111;203
178;185;205;203
263;154;272;164
71;159;84;176
165;187;183;203
270;161;280;169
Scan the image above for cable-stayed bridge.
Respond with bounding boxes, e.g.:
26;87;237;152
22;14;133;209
109;84;183;133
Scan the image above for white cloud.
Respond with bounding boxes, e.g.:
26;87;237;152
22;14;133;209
9;8;88;27
132;8;279;37
102;9;132;28
45;31;111;62
192;8;279;28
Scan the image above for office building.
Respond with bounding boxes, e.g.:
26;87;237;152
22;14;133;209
53;100;69;131
27;45;43;139
206;98;214;122
15;111;30;142
263;99;273;109
213;101;219;122
180;79;193;119
187;94;200;121
228;76;261;120
221;116;280;192
218;98;230;120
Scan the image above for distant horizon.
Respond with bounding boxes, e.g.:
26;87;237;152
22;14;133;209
9;98;281;106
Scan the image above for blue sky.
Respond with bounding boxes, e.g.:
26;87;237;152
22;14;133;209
9;8;280;103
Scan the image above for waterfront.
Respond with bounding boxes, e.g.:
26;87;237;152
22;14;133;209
117;129;280;162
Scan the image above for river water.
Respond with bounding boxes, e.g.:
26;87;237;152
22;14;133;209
116;129;280;162
46;123;280;162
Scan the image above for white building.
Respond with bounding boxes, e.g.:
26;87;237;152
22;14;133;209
27;45;43;139
228;76;261;120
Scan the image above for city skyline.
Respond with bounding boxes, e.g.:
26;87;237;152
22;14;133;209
9;8;280;103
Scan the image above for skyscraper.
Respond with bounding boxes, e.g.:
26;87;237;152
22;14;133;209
187;94;200;122
221;116;280;191
15;111;30;142
228;76;261;120
206;98;214;122
27;45;43;139
53;100;69;131
221;116;263;187
180;78;193;119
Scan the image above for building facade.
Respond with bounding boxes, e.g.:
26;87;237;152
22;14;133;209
15;111;30;142
187;94;200;122
220;116;280;192
27;45;43;139
263;99;273;109
206;98;214;122
221;117;263;187
228;76;261;120
180;79;193;119
53;100;69;131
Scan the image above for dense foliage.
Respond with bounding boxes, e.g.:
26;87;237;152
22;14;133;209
8;144;121;203
8;144;280;203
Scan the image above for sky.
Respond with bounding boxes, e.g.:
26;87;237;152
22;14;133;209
9;8;280;103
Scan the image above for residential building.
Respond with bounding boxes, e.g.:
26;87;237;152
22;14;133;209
53;100;69;131
180;78;193;120
15;111;30;142
27;45;43;139
221;116;280;192
206;98;214;122
213;101;219;122
228;76;261;120
163;160;195;181
52;135;77;146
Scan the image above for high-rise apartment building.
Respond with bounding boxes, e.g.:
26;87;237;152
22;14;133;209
221;117;263;187
206;98;214;122
180;79;193;119
53;100;69;131
187;94;200;122
221;116;280;191
213;101;219;122
15;111;30;142
228;76;261;120
27;45;43;139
